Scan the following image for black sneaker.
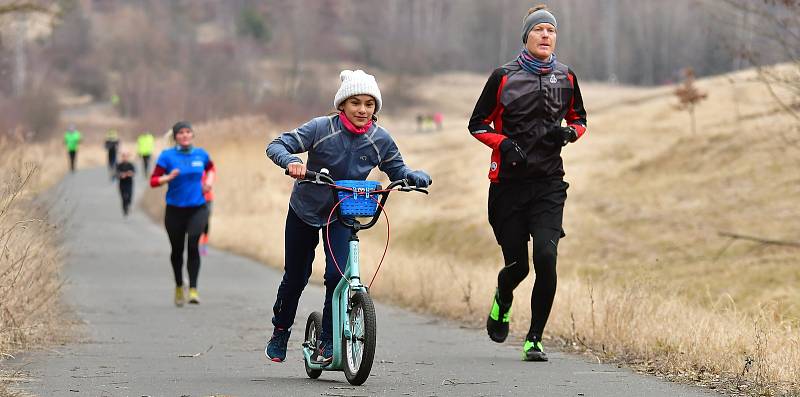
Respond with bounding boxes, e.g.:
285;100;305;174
486;289;512;343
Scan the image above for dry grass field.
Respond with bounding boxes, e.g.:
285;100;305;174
142;66;800;395
0;139;72;396
0;105;117;396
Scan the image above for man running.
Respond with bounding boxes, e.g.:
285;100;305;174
64;124;81;173
137;131;155;178
105;130;120;180
116;151;136;216
469;4;587;361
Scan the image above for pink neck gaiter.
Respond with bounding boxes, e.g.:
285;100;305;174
340;111;373;135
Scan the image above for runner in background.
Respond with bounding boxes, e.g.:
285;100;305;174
433;112;444;131
105;130;120;180
137;131;155;178
423;115;435;132
64;124;81;173
199;163;216;256
116;151;135;216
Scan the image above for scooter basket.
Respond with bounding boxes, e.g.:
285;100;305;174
335;180;381;217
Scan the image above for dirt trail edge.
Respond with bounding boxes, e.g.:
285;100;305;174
8;168;715;396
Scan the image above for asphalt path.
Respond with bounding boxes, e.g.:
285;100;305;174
9;168;716;397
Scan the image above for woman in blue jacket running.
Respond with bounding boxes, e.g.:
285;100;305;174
150;121;214;306
264;69;431;364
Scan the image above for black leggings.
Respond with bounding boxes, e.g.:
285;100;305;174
489;180;568;342
119;182;132;215
497;227;561;341
164;205;208;288
108;149;117;170
68;151;76;172
142;155;151;178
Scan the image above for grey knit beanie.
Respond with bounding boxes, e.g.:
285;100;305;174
334;70;383;114
521;9;557;44
171;121;192;137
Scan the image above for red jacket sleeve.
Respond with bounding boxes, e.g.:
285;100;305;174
566;69;587;139
468;68;509;150
150;165;166;188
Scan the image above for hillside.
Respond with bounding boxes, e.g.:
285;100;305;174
142;65;799;395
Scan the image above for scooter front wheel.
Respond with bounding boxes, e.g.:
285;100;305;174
342;291;376;385
304;311;323;379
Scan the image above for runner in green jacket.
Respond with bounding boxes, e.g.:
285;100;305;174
64;125;82;172
137;132;155;178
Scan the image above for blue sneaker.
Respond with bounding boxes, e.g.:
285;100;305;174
311;339;333;366
265;327;291;362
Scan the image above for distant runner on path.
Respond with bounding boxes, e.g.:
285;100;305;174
199;163;216;256
138;131;155;178
64;124;82;173
116;150;135;216
105;129;120;179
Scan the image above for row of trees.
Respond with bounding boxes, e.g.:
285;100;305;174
282;0;785;84
0;0;795;139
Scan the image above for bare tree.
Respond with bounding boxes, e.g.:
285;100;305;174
717;0;799;121
0;1;51;15
675;67;708;135
0;0;58;97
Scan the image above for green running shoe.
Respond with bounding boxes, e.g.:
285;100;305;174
486;289;511;343
522;339;548;362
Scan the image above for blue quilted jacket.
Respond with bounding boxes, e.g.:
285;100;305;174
267;114;412;227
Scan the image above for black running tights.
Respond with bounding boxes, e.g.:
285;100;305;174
497;227;560;341
164;205;208;288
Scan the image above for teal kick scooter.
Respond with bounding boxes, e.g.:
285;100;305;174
293;169;427;385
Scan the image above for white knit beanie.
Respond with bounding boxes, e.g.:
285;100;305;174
333;69;382;114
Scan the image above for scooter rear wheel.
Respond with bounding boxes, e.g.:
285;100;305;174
304;311;323;379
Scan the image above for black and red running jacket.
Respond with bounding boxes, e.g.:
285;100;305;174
468;60;587;183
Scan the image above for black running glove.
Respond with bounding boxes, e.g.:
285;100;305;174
500;139;526;168
545;126;578;147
